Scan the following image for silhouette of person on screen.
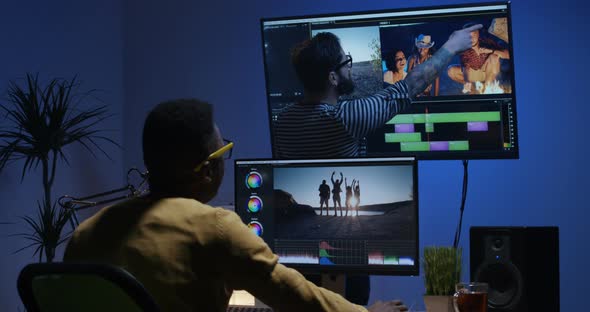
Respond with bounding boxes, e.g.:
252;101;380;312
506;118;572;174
64;99;399;311
353;179;360;217
318;179;331;216
274;24;482;158
331;171;344;216
345;177;354;217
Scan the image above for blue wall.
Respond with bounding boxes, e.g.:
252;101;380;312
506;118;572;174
0;0;587;310
0;1;124;311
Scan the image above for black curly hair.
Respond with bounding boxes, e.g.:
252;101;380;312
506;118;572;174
142;99;217;190
291;32;344;93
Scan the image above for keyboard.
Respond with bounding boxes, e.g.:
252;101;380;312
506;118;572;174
227;290;273;312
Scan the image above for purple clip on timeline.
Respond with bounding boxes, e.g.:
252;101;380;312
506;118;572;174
468;122;489;132
430;141;449;151
395;124;415;133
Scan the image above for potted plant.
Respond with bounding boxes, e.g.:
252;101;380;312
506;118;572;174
423;246;462;312
0;73;118;262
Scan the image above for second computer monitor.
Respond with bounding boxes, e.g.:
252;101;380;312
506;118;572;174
234;157;419;275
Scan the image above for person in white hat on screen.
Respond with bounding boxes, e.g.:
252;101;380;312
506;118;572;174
407;34;440;96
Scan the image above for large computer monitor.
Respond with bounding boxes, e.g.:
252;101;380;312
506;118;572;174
261;2;518;160
234;157;418;275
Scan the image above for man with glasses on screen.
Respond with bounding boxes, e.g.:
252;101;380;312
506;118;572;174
64;99;406;311
274;24;483;159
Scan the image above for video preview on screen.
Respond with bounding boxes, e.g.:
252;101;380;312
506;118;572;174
261;2;518;160
235;158;418;275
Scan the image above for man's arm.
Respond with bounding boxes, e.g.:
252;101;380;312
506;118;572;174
492;48;510;59
405;48;454;98
216;209;367;311
434;77;440;96
405;24;482;98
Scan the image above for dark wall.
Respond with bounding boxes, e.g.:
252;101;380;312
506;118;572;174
0;1;124;310
0;0;587;310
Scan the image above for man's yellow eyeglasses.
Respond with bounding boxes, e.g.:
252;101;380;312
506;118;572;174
194;139;234;173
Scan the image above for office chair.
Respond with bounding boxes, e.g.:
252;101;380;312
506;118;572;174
17;262;160;312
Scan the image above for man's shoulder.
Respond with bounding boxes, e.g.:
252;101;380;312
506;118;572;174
88;197;225;229
275;102;340;130
165;198;242;225
152;197;225;220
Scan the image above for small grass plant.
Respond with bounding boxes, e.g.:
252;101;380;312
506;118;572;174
423;246;462;296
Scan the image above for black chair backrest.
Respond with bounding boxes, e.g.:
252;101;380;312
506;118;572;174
17;262;160;312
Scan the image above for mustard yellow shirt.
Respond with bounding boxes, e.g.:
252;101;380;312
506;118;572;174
63;196;367;312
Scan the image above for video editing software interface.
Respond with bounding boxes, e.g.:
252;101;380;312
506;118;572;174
262;2;518;160
234;158;418;275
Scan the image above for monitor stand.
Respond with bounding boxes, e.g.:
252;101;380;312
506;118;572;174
320;273;346;297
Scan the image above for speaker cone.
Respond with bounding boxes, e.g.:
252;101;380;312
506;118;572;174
475;261;523;310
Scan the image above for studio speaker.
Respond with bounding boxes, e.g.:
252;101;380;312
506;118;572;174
470;226;559;312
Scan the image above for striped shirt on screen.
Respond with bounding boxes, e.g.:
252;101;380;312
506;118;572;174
274;81;411;158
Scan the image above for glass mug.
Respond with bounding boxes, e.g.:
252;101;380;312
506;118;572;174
453;282;488;312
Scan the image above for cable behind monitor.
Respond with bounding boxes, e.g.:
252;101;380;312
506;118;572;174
453;159;469;249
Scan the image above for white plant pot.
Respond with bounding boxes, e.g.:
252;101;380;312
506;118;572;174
423;295;455;312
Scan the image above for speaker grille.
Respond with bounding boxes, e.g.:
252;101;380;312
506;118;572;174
470;227;559;312
474;261;523;309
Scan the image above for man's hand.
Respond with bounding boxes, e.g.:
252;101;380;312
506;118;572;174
367;300;408;312
442;24;483;54
478;47;494;54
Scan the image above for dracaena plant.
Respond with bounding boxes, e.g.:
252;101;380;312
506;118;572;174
0;73;118;262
